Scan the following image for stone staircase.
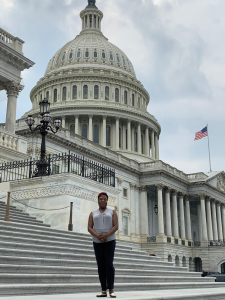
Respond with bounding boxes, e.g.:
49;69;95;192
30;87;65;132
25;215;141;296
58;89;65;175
0;200;224;297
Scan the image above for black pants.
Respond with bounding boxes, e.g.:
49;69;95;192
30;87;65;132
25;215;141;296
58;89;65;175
93;240;116;291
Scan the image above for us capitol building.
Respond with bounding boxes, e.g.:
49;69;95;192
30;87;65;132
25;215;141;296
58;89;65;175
0;0;225;275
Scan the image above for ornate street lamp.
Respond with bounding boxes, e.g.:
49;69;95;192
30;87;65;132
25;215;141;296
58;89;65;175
26;98;62;177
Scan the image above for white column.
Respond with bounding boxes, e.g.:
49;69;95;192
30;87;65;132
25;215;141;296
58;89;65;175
115;118;119;150
145;127;150;156
211;200;218;241
206;198;213;241
75;115;79;135
155;134;159;160
185;196;192;240
222;205;225;241
4;81;23;134
151;131;155;159
62;116;66;128
217;202;223;241
197;203;202;241
165;188;172;236
131;125;134;151
102;116;106;147
127;120;131;151
157;184;164;235
88;115;93;141
172;191;179;238
200;194;208;241
137;123;142;154
139;186;148;237
179;194;186;239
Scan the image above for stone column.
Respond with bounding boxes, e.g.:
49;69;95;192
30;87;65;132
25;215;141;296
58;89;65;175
156;184;164;236
4;81;24;133
165;187;172;236
122;123;126;150
62;116;66;128
127;120;131;151
151;131;155;159
206;197;213;242
197;203;202;241
115;118;119;150
185;196;192;241
222;205;225;241
75;115;79;135
88;115;93;141
137;123;142;154
139;186;148;241
172;190;179;238
217;202;223;241
199;194;208;242
211;199;218;241
102;116;106;147
145;127;150;156
155;134;159;160
179;193;186;239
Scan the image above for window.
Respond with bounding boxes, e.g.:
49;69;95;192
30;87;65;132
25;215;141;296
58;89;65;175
123;58;126;66
94;50;97;58
106;125;111;146
221;263;225;274
94;85;99;99
102;51;106;59
85;50;89;58
82;124;88;139
69;52;73;60
77;51;81;58
54;89;57;102
105;86;109;100
123;188;128;198
124;91;127;104
115;88;119;102
70;124;75;133
89;15;92;27
119;127;122;148
123;216;128;235
83;85;88;99
138;97;140;108
62;54;65;61
52;165;59;175
62;87;67;101
117;55;120;63
134;131;137;152
110;53;113;61
72;85;77;100
93;124;99;144
132;94;135;106
46;91;49;101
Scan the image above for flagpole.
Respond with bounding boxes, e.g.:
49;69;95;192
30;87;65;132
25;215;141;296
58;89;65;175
207;124;212;172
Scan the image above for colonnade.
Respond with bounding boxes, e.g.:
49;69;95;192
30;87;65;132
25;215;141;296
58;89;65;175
62;114;159;159
156;185;225;244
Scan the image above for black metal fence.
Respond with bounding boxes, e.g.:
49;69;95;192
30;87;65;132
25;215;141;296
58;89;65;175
0;152;115;187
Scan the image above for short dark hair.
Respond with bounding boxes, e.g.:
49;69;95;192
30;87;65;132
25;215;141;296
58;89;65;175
98;192;108;200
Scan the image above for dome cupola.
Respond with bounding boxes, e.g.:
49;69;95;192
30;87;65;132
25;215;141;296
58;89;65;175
80;0;103;33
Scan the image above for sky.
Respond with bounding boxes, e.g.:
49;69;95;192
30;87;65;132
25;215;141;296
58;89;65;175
0;0;224;174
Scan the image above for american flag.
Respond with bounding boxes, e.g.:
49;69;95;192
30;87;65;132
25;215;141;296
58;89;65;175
194;126;208;141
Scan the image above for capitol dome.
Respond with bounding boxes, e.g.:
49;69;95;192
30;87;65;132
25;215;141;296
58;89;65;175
27;0;161;162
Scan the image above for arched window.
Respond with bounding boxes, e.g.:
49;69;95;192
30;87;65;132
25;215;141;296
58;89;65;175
106;125;111;146
46;91;49;100
115;88;119;102
83;85;88;99
94;85;99;99
182;257;186;267
175;256;180;267
70;124;75;134
117;55;120;63
62;87;67;101
93;124;99;144
221;262;225;274
105;86;109;100
72;85;77;100
82;124;88;139
134;131;137;152
119;127;122;148
168;255;172;262
123;58;126;66
132;94;135;106
62;53;65;61
69;52;73;60
124;91;127;104
94;50;97;58
77;50;81;58
85;50;89;58
54;89;57;102
110;53;113;61
102;51;106;59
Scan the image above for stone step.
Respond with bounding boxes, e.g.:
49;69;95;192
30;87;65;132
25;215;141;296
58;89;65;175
0;209;34;219
0;241;157;261
0;273;215;284
0;256;188;272
0;203;23;213
1;219;49;227
0;220;50;228
0;282;224;296
0;264;201;277
0;213;43;224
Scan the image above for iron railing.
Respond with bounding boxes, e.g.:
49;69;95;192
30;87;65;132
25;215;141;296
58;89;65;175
0;152;115;187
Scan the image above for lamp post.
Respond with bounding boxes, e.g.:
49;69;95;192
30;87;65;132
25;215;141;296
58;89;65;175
26;99;62;177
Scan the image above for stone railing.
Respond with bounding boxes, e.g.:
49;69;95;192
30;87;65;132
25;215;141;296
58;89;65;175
0;128;27;154
140;160;208;182
0;27;24;54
